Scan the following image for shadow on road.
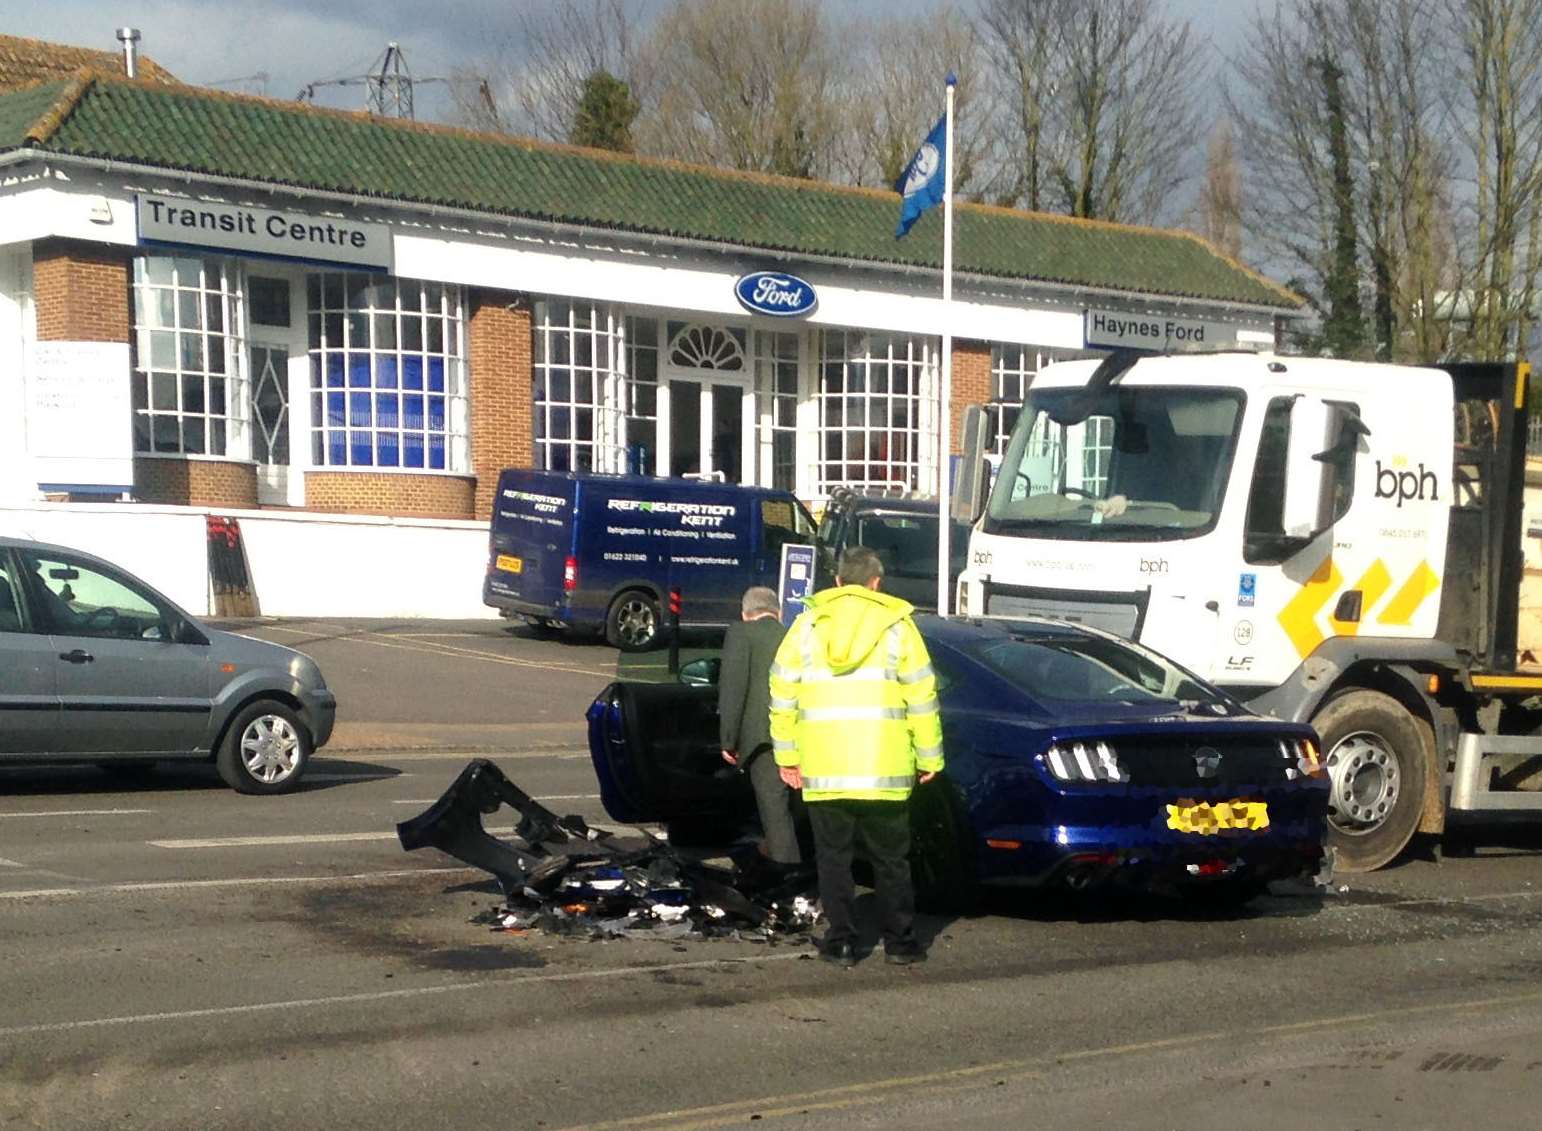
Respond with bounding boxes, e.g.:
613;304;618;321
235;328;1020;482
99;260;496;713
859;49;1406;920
0;757;402;797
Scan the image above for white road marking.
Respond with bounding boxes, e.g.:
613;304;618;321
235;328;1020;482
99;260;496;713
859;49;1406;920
0;953;813;1040
257;624;615;678
328;750;590;762
0;809;154;819
0;858;25;868
0;866;475;901
148;831;400;849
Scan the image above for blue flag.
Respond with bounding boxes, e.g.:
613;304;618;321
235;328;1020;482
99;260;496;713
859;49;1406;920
895;113;947;238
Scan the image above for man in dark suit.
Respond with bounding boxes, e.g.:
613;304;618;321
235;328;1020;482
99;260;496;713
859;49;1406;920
719;585;801;864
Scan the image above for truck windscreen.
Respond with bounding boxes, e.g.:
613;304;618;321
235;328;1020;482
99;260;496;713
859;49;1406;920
983;386;1244;542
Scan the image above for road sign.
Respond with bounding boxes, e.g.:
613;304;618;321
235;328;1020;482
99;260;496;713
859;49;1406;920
778;543;816;626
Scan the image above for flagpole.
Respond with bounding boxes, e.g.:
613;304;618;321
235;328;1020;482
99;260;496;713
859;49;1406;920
937;73;957;618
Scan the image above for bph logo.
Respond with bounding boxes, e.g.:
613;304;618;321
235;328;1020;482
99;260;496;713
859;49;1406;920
1139;557;1169;575
1375;460;1438;508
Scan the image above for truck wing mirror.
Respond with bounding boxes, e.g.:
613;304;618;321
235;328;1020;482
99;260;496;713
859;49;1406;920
1282;398;1333;538
953;404;990;525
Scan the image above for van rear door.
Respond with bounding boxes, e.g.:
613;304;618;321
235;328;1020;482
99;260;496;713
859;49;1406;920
485;471;576;615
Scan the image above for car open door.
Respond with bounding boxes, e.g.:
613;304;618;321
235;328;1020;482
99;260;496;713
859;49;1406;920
586;681;755;826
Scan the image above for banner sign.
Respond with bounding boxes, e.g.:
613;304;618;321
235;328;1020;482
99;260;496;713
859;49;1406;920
778;543;817;626
137;194;392;271
1083;308;1266;352
25;340;134;492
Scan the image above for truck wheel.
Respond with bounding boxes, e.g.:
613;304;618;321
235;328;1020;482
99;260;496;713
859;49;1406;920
606;591;661;652
216;700;312;794
1313;689;1427;873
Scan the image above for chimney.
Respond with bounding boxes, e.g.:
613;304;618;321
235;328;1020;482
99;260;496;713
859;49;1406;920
116;27;141;78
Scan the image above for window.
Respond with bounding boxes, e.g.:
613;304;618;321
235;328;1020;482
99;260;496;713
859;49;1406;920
817;331;936;495
307;274;468;471
0;560;24;633
249;276;291;328
21;553;169;641
1245;397;1292;541
761;498;816;559
985;386;1244;542
533;300;624;472
625;315;659;475
132;256;246;457
988;345;1084;457
754;330;800;491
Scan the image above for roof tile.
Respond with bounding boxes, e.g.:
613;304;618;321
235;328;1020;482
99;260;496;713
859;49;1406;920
0;73;1297;309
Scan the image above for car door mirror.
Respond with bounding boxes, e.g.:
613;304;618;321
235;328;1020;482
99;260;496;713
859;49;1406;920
953;404;990;525
678;658;721;686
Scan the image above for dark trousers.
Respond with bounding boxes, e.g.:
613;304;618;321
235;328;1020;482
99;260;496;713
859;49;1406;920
745;749;802;864
807;799;915;950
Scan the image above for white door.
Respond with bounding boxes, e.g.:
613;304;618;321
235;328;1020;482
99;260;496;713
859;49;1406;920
660;375;755;483
251;342;293;505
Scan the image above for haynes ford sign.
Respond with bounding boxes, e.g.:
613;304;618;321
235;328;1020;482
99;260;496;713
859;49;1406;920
734;271;818;318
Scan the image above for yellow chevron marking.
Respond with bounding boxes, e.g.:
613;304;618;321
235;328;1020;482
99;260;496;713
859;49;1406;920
1279;556;1342;659
1377;561;1440;627
1328;561;1394;637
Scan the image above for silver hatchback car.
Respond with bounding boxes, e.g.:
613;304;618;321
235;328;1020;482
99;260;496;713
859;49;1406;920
0;536;336;793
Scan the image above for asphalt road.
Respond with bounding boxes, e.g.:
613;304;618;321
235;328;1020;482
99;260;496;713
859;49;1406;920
4;619;1542;1130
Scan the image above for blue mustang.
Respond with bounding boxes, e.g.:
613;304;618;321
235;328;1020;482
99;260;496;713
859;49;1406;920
586;616;1329;907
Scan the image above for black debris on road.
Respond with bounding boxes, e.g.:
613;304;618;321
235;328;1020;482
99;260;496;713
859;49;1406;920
398;759;819;942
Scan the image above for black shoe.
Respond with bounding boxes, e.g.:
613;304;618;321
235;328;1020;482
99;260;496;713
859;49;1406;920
884;945;925;966
820;941;857;968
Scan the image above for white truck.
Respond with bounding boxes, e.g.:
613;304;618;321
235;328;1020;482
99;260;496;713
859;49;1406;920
955;350;1542;871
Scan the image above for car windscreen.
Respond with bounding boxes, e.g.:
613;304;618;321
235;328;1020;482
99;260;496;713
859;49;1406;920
984;386;1243;542
856;512;970;578
963;631;1234;711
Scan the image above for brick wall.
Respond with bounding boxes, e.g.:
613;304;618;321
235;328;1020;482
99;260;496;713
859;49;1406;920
467;291;534;520
32;239;132;342
134;458;258;508
951;341;993;454
304;471;474;519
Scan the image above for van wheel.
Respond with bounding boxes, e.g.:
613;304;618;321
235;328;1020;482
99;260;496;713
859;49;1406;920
1313;689;1427;873
606;591;661;652
216;700;312;794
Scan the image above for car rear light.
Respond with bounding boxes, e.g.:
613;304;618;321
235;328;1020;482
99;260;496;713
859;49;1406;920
563;556;578;592
1280;737;1325;778
1044;741;1128;783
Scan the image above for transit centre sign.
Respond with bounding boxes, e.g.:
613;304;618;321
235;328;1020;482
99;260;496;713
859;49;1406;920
136;194;393;271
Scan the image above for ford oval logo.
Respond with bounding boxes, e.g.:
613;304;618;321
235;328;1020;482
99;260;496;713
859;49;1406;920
734;271;818;318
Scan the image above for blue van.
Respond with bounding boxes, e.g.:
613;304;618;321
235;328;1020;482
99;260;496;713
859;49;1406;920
483;470;818;651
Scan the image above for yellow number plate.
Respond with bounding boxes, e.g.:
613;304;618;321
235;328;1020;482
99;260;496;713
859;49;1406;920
496;554;524;574
1165;799;1269;835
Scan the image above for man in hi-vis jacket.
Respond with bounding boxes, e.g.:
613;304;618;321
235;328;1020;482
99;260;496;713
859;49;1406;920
768;545;944;967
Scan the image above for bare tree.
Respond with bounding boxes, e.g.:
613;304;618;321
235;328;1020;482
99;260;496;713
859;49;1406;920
976;0;1068;211
448;0;644;140
977;0;1204;223
1445;0;1542;360
830;11;987;192
1191;119;1243;261
637;0;842;178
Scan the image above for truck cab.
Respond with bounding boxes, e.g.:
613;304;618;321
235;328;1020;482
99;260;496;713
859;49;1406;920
959;351;1535;871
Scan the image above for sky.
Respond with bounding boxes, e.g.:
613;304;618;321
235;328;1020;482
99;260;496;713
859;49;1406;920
10;0;1272;127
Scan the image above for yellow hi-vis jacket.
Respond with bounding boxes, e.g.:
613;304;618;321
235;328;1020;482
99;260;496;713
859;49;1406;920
768;585;944;802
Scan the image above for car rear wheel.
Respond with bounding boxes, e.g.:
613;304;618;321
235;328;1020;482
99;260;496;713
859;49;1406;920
1313;689;1427;873
910;781;978;913
217;700;312;794
606;590;661;652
